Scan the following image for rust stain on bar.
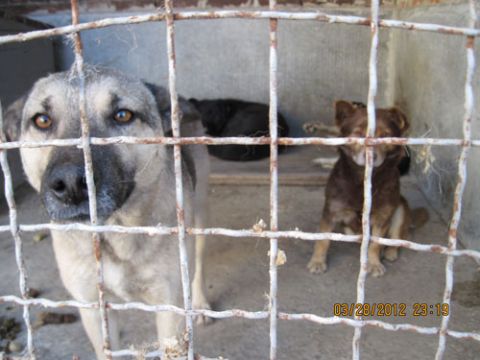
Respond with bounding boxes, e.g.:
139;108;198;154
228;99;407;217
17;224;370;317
93;233;103;261
467;35;475;48
430;245;446;253
448;228;458;243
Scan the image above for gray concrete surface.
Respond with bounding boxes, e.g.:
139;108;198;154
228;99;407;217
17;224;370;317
29;7;391;137
388;3;480;251
1;173;479;359
0;17;55;196
26;3;480;251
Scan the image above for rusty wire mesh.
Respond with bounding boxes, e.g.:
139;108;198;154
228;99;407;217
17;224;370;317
0;0;479;359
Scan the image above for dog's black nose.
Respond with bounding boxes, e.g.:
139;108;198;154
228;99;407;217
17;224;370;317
48;164;88;205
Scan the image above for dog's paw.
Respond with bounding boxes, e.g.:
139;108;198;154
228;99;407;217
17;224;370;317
307;258;328;274
195;313;213;326
367;262;386;277
384;247;398;262
193;299;213;326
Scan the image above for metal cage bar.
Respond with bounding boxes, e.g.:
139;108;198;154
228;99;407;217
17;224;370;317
352;0;380;357
165;1;194;359
435;1;478;359
1;136;480;150
0;223;478;261
268;1;279;358
0;102;35;359
0;1;479;360
69;1;114;358
1;10;480;47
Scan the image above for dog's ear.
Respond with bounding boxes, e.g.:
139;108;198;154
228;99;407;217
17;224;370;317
334;100;356;127
144;82;171;114
389;107;409;133
145;82;201;136
144;82;173;135
3;95;27;142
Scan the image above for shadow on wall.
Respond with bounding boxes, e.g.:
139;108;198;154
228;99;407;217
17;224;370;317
0;17;56;201
389;4;480;249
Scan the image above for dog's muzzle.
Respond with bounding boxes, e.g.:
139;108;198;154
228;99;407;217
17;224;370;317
41;148;135;221
43;163;91;220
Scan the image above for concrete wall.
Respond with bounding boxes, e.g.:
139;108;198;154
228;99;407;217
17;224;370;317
0;17;55;194
389;3;480;250
32;9;391;135
20;4;480;250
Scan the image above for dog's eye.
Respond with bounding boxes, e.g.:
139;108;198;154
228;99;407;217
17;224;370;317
113;109;134;124
32;114;53;130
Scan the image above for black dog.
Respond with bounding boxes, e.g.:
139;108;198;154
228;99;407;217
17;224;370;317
189;99;290;161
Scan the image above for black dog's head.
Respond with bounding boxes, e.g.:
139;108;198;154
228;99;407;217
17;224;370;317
189;98;235;136
3;66;172;222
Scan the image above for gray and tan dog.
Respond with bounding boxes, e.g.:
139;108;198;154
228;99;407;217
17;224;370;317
3;66;211;358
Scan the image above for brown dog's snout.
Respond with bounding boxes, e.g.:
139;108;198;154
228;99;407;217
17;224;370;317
48;164;88;206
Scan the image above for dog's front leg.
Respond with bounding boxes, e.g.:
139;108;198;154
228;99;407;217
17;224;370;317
191;161;212;325
156;312;185;352
308;218;334;273
79;308;120;360
192;232;212;325
367;225;388;277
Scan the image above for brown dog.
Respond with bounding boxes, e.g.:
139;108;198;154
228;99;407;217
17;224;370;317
307;100;423;277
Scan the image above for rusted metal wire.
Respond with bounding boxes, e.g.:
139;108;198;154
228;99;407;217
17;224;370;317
2;294;479;354
0;2;480;360
2;294;480;341
70;0;112;358
278;313;480;341
434;1;477;359
352;0;379;358
0;222;479;261
0;102;35;359
268;1;279;359
0;10;479;47
165;1;194;359
0;136;478;150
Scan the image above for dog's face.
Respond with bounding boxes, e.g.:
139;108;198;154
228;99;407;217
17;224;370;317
334;100;409;167
4;67;168;221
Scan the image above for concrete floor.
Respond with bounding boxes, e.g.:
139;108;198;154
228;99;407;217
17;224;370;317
1;151;480;359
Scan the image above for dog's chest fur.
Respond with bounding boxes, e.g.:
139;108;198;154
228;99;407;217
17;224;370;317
50;181;195;303
51;230;189;303
325;151;401;232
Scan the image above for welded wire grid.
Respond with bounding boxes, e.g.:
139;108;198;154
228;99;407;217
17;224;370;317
0;0;478;359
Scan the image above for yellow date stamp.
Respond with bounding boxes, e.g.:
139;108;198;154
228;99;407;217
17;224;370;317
333;303;449;317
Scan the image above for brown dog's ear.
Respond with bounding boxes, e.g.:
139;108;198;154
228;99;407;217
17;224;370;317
389;107;409;133
334;100;356;127
2;95;27;142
